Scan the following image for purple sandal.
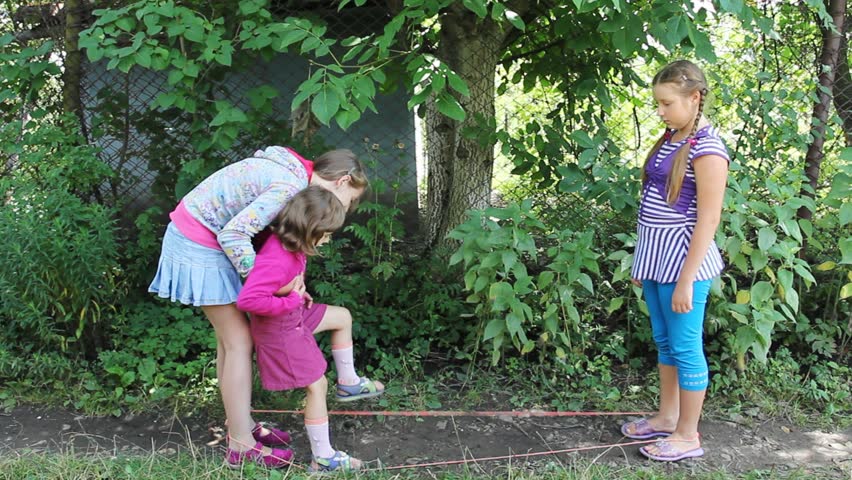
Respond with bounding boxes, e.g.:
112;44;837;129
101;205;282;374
252;423;291;446
640;438;704;462
226;441;294;469
308;450;361;473
620;418;673;440
336;376;385;402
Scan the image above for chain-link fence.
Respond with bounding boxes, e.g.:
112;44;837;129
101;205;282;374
8;3;850;236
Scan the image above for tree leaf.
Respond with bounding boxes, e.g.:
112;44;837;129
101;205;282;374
483;318;504;340
607;297;623;314
436;93;465;121
115;17;137;32
840;202;852;226
840;283;852;300
577;273;594;294
334;107;360;130
504;10;525;31
750;281;773;306
462;0;487;18
757;227;776;251
311;85;341;125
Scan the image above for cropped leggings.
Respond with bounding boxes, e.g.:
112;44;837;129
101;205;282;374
642;279;713;391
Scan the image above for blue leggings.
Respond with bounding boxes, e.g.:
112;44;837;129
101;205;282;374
643;279;712;391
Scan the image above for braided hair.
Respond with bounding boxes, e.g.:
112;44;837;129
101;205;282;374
642;60;709;205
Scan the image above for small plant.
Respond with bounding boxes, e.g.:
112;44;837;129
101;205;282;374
448;199;603;364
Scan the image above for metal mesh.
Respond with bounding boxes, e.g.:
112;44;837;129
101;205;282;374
8;3;850;234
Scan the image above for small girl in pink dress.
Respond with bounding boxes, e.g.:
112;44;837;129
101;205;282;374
237;185;385;472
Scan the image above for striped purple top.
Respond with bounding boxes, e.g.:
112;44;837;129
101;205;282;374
631;125;730;284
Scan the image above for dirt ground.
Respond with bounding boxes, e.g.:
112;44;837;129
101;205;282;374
2;405;851;478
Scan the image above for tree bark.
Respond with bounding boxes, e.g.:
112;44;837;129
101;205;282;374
832;11;851;147
797;0;846;222
423;6;504;250
63;0;87;139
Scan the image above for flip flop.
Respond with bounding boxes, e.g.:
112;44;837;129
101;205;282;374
639;438;704;462
620;418;673;440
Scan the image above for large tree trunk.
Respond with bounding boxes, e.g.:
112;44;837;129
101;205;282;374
63;0;87;138
797;0;846;223
832;11;851;147
423;6;503;250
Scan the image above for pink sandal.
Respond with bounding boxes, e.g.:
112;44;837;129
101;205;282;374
226;441;294;469
252;423;291;446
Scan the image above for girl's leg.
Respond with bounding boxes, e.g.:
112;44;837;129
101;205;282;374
202;304;261;453
305;377;363;470
215;341;225;392
304;376;333;457
312;305;354;347
644;280;712;455
630;281;679;434
313;306;383;390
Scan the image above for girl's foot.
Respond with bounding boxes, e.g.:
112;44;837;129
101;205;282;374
640;434;703;462
336;377;385;402
620;417;676;439
252;422;292;446
226;441;294;469
309;450;362;472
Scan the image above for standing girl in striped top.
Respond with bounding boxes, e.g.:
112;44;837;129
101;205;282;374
620;60;730;462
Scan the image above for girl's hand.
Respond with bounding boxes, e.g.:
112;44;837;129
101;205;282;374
274;274;303;297
672;281;693;313
303;291;314;309
294;282;306;298
630;278;643;288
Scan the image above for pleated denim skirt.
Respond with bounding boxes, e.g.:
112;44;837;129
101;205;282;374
148;222;242;306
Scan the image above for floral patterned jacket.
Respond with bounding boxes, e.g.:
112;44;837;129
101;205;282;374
180;146;308;277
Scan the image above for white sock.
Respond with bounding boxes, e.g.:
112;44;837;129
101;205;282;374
331;345;360;385
305;418;335;458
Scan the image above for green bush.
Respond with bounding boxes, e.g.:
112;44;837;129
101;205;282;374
307;156;471;373
72;301;215;415
448;199;605;365
0;119;125;358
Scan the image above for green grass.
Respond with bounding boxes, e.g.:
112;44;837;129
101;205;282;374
0;453;844;480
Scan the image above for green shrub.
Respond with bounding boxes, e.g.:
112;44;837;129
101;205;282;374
72;301;215;415
0;119;125;358
448;199;604;365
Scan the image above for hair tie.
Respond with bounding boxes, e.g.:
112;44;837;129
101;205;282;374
687;137;698;146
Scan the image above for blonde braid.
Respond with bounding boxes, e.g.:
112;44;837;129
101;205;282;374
641;133;668;183
666;88;706;205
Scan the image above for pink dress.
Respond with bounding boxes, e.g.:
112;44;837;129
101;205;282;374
236;233;328;390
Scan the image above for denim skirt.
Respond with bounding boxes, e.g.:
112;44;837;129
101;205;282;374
148;222;242;306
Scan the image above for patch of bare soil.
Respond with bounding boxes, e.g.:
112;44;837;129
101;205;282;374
2;406;850;477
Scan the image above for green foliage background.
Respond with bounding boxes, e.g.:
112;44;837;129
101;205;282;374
0;0;848;419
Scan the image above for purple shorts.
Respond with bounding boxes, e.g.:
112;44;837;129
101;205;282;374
250;303;328;391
